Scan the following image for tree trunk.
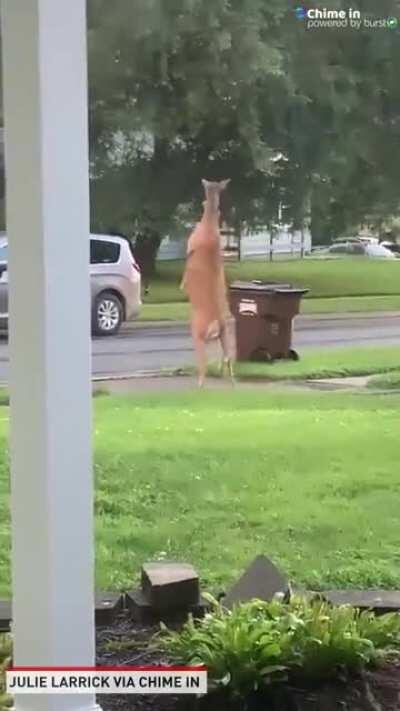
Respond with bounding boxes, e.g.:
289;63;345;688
133;229;162;294
269;224;274;262
300;228;305;259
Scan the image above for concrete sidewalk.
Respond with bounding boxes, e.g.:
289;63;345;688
92;373;394;396
93;375;311;395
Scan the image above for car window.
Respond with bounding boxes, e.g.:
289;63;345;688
330;244;347;253
349;243;365;254
90;240;121;264
0;244;8;262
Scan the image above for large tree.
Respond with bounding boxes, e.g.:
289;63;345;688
88;0;289;267
2;3;400;246
87;0;400;258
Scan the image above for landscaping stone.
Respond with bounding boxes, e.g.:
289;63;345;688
0;599;11;632
141;561;200;610
0;595;125;631
222;555;290;609
95;592;125;626
323;589;400;615
125;588;209;625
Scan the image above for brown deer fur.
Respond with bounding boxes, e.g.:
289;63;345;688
181;179;235;387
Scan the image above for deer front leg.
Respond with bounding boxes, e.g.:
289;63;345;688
221;356;235;385
220;358;226;378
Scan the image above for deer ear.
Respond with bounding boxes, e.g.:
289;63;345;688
219;179;231;190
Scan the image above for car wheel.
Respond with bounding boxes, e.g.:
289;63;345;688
93;292;123;336
289;349;300;361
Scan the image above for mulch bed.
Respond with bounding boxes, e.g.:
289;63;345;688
97;612;400;711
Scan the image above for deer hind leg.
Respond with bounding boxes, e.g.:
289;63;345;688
219;321;235;386
191;327;208;388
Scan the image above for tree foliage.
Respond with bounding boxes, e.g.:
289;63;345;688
88;0;289;242
3;2;397;247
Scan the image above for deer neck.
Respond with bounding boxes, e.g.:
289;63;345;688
202;193;220;229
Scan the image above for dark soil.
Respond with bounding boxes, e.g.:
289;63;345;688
97;613;400;711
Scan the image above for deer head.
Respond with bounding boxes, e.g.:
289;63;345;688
202;179;231;193
201;179;231;213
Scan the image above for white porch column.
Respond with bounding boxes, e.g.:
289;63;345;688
1;2;100;710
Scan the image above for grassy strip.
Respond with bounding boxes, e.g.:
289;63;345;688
1;390;400;595
145;259;400;305
139;295;400;322
226;347;400;381
367;371;400;390
302;295;400;314
181;346;400;382
140;302;190;322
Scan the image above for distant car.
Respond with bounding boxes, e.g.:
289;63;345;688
358;236;379;246
381;240;400;256
329;241;366;255
311;245;328;253
364;242;397;259
332;236;362;244
313;238;397;260
0;234;142;336
332;235;381;248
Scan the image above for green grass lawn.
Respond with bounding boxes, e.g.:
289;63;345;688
145;258;400;306
139;295;400;322
204;346;400;381
1;390;400;596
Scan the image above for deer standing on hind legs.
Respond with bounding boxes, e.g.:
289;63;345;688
181;179;236;388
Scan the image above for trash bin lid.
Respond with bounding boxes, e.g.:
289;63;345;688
229;281;309;296
274;288;309;296
230;280;292;291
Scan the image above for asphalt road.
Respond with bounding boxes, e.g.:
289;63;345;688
0;312;399;383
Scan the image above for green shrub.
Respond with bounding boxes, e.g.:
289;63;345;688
160;596;400;698
0;634;12;710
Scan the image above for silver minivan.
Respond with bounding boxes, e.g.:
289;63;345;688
0;233;142;336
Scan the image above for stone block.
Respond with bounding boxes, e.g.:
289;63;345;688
323;589;400;615
141;561;200;610
126;588;209;625
222;555;290;609
95;592;125;626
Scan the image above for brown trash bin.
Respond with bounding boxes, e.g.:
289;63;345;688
229;280;309;362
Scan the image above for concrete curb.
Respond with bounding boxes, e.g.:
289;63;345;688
135;320;187;329
92;369;183;382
